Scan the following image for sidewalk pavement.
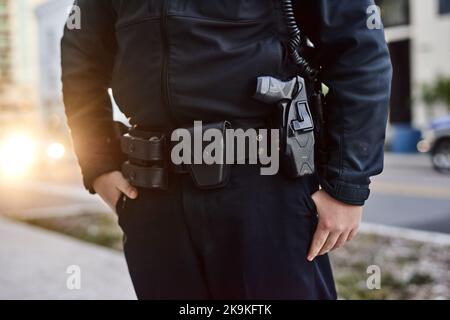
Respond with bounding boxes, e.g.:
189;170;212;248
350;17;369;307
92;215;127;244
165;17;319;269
0;217;136;300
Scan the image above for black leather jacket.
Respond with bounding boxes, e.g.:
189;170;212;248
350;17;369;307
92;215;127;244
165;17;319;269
61;0;392;205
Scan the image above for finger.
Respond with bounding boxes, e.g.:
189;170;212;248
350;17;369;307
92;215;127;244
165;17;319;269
307;227;329;261
318;231;341;256
116;175;138;199
332;231;350;251
346;228;359;242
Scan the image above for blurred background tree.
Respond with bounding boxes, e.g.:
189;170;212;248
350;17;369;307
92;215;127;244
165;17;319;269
423;77;450;111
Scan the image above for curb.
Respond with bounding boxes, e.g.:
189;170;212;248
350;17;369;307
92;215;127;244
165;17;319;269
360;222;450;246
6;202;110;220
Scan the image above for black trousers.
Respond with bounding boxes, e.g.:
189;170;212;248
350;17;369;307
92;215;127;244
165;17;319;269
116;164;337;300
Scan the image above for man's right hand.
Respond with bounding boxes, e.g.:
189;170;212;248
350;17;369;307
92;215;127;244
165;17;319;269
93;171;138;211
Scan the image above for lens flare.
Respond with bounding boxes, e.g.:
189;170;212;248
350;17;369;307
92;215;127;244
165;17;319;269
0;134;37;177
47;142;66;160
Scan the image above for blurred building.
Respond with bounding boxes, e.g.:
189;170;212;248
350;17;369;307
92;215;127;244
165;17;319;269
374;0;450;151
0;0;46;114
35;0;72;135
378;0;450;127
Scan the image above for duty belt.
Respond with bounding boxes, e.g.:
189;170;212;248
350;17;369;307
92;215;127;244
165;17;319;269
121;119;267;190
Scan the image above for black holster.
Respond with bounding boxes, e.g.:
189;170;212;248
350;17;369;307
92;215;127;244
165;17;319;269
120;121;232;190
183;121;231;189
121;130;169;190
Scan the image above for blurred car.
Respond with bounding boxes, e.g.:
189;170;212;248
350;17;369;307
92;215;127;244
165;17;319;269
418;115;450;173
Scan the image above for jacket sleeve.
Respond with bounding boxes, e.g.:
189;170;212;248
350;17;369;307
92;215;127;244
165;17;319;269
295;0;393;205
61;0;125;194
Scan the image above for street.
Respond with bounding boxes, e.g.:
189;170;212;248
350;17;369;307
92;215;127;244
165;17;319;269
366;154;450;233
0;153;449;233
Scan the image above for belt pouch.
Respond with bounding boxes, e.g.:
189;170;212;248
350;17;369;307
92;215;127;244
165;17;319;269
183;121;231;189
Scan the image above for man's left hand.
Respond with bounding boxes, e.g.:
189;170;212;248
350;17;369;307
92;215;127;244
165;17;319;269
307;190;363;261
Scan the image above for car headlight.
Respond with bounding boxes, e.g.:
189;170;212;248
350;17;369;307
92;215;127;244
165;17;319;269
417;139;431;153
417;129;436;153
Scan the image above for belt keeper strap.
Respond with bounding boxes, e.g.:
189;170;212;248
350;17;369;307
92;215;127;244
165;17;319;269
121;133;165;162
122;161;168;190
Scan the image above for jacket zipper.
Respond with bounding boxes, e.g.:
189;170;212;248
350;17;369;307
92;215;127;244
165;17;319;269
160;0;170;113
